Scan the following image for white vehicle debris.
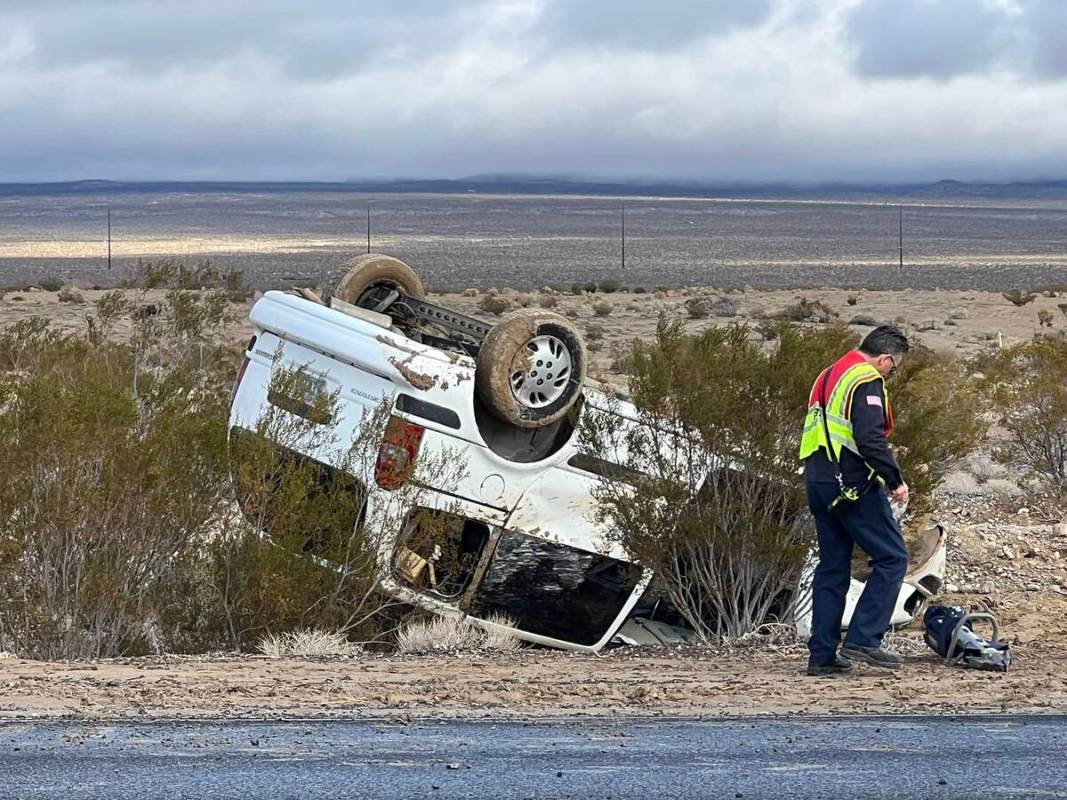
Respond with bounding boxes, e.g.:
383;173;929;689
229;253;946;652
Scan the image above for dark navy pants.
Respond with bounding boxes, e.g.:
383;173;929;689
806;481;908;665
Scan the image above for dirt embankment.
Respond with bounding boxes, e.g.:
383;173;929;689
1;283;1064;720
0;630;1065;722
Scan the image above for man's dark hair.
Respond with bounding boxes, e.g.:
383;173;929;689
859;325;910;356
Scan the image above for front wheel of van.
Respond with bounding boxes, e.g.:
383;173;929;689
475;309;586;429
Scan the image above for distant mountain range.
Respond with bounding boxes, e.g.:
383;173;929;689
2;176;1067;200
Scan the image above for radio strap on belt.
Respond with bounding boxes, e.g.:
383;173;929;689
819;368;861;511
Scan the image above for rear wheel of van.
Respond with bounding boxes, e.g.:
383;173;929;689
321;253;427;308
476;309;586;429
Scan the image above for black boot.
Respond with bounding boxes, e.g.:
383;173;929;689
806;653;853;676
840;643;902;669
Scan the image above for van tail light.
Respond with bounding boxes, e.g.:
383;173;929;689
229;336;256;406
375;415;425;490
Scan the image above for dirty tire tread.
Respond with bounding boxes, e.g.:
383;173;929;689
320;253;426;306
476;309;586;429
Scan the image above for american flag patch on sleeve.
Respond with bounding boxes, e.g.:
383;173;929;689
867;394;883;408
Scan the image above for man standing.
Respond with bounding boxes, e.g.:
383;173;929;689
799;325;910;676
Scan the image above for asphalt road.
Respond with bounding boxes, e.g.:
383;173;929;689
0;715;1064;799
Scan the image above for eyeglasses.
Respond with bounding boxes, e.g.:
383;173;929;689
884;354;899;375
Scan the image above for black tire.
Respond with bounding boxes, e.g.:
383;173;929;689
475;309;586;428
320;253;426;307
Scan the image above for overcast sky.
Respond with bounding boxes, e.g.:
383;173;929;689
1;0;1065;183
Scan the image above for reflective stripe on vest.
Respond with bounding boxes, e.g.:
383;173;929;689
798;359;887;465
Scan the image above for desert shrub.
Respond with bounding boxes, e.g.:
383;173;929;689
685;298;710;319
124;258;236;292
772;297;837;324
396;615;484;654
223;268;254;302
592;301;613;318
982;338;1067;492
888;346;986;503
1003;289;1037;307
847;295;858;306
709;296;739;318
57;285;83;304
38;277;64;292
461;288;478;297
220;369;466;651
570;283;585;295
478;295;511;315
256;628;363;658
1059;303;1067;317
584;322;605;342
609;343;634;374
599;278;621;294
580;319;980;640
1039;309;1054;328
395;613;520;654
633;286;647;294
0;301;236;659
0;294;464;658
538;293;559;309
848;314;879;327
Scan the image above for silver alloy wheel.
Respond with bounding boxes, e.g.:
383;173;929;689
509;334;573;408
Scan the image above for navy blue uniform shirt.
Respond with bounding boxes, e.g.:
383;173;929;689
804;378;903;491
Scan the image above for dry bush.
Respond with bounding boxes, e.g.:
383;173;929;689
481;614;522;652
396;615;484;654
1039;309;1054;328
847;295;858;306
538;293;560;309
461;288;478;297
592;301;613;318
580;319;980;641
982;338;1067;492
888;346;986;505
584;322;605;342
772;297;837;323
0;292;465;658
1003;289;1037;307
38;277;63;292
57;285;83;304
395;613;521;654
222;368;467;651
256;628;362;658
0;297;236;659
848;314;879;327
598;278;621;294
685;298;710;319
1059;303;1067;317
478;295;511;315
122;258;250;300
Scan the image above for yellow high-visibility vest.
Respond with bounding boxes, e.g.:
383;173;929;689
798;356;891;468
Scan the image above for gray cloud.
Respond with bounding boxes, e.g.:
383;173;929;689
845;0;1067;80
533;0;775;50
845;0;1013;79
0;0;1065;182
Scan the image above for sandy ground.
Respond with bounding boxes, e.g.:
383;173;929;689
2;284;1064;360
1;281;1065;721
0;626;1065;722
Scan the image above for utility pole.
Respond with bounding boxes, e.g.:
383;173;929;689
107;206;112;270
366;205;371;253
620;200;626;271
898;205;903;270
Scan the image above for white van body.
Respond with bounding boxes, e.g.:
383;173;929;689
230;290;944;651
229;290;651;653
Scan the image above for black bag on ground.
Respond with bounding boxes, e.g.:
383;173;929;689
923;604;1011;672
